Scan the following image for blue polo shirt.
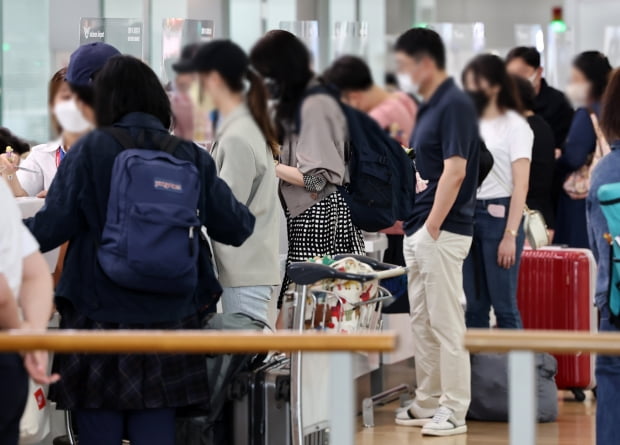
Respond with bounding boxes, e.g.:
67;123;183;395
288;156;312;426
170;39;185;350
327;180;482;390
404;78;480;237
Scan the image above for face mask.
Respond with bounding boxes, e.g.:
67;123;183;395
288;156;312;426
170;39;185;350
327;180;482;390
397;73;420;95
53;99;91;133
528;72;538;87
565;82;590;109
467;90;490;116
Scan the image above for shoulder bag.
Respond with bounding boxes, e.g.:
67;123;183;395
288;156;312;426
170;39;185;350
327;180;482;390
563;112;611;200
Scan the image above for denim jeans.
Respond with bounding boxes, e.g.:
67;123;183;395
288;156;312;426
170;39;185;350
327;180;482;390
464;198;525;329
596;305;620;445
221;285;273;326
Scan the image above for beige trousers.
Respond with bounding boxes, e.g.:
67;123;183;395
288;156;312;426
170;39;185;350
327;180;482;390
404;226;472;422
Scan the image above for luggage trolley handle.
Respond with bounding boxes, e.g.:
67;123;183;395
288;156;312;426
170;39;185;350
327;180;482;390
286;261;407;286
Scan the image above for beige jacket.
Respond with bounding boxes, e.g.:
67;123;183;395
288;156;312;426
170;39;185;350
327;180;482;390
211;104;280;287
279;86;349;217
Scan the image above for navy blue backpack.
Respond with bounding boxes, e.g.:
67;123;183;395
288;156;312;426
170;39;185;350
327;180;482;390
299;85;416;232
97;128;201;295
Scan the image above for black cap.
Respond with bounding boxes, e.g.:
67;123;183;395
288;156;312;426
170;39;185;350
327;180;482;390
66;42;121;86
191;40;249;81
172;43;200;73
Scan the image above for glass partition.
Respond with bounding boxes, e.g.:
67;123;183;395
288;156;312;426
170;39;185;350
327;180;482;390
429;23;486;81
332;21;369;60
161;19;214;84
79;18;144;58
604;26;620;68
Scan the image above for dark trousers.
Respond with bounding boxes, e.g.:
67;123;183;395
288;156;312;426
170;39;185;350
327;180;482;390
464;198;525;329
74;408;175;445
0;354;28;445
596;305;620;445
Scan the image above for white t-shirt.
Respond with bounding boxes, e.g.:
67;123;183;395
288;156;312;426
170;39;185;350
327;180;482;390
16;139;62;197
0;179;39;298
478;110;534;200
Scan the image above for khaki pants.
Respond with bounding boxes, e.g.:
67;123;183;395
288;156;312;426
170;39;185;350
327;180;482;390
404;226;472;422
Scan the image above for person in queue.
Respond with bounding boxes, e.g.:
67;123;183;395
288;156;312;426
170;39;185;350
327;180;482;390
555;51;612;248
249;30;365;316
506;46;574;150
393;28;480;437
169;43;199;140
0;178;58;445
24;54;255;445
513;75;556;237
0;128;30;182
192;40;280;326
323;55;417;266
462;55;533;329
0;68;91;198
587;67;620;445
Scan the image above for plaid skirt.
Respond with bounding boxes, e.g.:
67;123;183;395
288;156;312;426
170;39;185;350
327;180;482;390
279;192;365;305
48;301;209;410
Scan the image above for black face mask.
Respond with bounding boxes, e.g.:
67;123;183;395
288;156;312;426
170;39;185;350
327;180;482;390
467;90;490;116
264;77;281;100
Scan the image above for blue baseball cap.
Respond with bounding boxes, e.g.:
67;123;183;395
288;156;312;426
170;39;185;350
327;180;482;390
65;42;121;86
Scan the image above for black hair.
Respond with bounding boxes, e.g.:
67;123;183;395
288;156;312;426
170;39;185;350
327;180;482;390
512;74;536;111
70;84;94;107
506;46;541;69
94;55;172;129
323;56;374;92
573;51;613;101
394;28;446;70
249;30;314;139
0;127;29;155
462;53;523;113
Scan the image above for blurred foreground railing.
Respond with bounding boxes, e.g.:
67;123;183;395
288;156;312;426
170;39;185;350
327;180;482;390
0;329;397;445
465;329;620;445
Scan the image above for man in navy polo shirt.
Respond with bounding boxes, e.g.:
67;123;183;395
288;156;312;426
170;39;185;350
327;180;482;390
394;28;480;437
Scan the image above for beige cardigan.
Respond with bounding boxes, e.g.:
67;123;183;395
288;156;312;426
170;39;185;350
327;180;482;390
279;88;349;218
211;104;280;287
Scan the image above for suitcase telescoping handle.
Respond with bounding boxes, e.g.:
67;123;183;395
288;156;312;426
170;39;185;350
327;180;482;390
287;261;407;286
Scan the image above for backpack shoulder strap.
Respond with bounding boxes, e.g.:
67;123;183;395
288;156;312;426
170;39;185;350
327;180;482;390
158;133;183;155
101;126;135;149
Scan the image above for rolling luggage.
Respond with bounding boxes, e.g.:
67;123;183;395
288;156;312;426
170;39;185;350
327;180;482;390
516;247;597;401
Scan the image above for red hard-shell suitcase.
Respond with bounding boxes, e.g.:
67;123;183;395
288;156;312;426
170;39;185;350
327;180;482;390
517;247;597;400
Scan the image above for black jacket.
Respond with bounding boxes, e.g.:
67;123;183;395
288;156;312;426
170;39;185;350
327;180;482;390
26;112;255;324
534;78;574;148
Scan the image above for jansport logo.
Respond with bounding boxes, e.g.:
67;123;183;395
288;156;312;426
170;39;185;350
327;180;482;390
154;179;183;193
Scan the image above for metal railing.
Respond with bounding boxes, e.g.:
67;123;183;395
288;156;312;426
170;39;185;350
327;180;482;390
464;329;619;445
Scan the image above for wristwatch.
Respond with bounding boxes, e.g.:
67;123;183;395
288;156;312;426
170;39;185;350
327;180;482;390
505;229;517;237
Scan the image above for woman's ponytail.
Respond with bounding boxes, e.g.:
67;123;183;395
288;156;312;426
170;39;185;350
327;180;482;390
246;67;280;157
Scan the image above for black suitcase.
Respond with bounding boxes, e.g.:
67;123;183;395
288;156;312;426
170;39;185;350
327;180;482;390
230;358;290;445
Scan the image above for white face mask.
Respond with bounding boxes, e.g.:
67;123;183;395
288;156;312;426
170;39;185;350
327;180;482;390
528;72;538;87
565;82;590;109
397;73;420;96
53;99;91;134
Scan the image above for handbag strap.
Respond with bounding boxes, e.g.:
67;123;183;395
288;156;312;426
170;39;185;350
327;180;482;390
590;112;611;158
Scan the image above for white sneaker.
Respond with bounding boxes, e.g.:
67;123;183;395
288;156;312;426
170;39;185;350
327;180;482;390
394;402;436;427
421;406;467;437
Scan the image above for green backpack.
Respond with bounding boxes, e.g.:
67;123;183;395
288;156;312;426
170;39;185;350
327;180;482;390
598;182;620;324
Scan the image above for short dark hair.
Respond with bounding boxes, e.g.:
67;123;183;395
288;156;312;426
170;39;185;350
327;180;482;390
70;84;94;107
323;56;373;92
506;46;541;69
463;53;523;113
94;55;172;129
512;74;536;111
395;28;446;70
601;68;620;141
573;51;613;101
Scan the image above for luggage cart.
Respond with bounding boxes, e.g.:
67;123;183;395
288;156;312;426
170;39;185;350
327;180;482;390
284;256;407;445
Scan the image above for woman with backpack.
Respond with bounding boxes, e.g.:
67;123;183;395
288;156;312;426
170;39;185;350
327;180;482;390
249;30;365;319
24;54;255;445
461;54;533;329
192;40;280;326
